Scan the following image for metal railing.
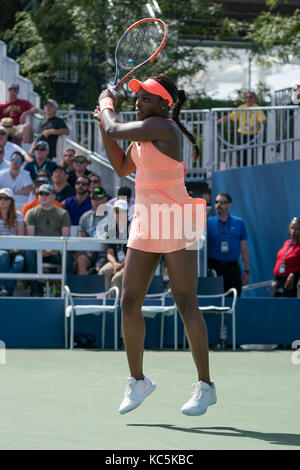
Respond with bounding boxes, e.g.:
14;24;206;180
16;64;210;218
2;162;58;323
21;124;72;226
57;105;300;182
0;234;207;297
0;236;126;298
213;106;300;172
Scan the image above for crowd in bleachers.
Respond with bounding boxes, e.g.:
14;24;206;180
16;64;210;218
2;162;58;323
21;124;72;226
0;82;299;298
0;82;134;297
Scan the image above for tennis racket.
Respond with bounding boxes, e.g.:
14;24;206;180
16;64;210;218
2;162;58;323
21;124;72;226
94;18;168;120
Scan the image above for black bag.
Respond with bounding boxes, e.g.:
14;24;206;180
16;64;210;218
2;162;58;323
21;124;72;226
74;333;96;348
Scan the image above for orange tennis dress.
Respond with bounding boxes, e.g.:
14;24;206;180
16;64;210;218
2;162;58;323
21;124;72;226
127;141;206;253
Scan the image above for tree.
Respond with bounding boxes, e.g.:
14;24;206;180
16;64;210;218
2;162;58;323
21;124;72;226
3;0;240;109
245;1;300;65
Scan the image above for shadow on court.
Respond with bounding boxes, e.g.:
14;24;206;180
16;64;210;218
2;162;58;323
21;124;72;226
127;424;300;447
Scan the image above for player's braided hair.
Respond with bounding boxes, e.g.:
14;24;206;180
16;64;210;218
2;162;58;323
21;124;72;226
151;75;200;161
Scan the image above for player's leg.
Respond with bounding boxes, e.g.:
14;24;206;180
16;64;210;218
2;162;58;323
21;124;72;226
164;248;210;383
118;248;161;414
164;248;216;416
121;248;161;380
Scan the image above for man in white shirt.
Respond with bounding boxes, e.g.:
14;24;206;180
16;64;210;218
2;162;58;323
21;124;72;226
0;144;10;171
0;151;33;195
0;125;29;162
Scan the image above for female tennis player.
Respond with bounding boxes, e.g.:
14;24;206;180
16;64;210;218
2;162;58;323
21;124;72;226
96;75;216;416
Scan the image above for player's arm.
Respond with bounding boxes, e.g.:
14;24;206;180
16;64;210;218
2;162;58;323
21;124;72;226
98;120;136;177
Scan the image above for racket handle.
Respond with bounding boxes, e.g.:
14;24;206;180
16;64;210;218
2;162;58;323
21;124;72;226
93;87;118;120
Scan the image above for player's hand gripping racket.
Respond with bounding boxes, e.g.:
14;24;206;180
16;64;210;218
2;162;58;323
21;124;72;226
93;18;168;120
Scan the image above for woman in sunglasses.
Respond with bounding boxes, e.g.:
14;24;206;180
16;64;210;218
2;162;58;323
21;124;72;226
0;151;33;196
272;217;300;297
0;187;25;296
60;147;76;173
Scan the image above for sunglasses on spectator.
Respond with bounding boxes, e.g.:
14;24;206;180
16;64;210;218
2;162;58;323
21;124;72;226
11;157;22;163
0;132;6;136
36;147;47;151
90;179;100;184
215;200;230;205
75;181;89;186
74;160;87;164
0;196;10;201
38;192;51;196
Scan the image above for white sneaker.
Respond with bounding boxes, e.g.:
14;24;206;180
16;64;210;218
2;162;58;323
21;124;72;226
181;381;217;416
119;375;156;414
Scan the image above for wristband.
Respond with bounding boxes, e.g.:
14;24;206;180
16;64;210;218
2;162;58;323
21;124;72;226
100;97;115;113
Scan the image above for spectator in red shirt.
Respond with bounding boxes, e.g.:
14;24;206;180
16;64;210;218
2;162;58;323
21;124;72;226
272;217;300;297
0;83;39;143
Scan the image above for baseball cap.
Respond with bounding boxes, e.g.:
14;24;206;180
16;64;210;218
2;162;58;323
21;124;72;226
0;187;14;199
0;125;8;135
90;187;107;199
8;83;19;91
114;199;128;211
74;154;91;163
34;140;49;151
38;184;55;195
44;98;58;108
53;164;69;174
34;177;50;187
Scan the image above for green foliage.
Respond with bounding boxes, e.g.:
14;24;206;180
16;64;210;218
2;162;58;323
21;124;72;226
246;8;300;64
1;0;298;110
2;0;243;109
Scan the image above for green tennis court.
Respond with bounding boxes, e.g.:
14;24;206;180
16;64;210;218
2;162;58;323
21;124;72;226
0;349;299;450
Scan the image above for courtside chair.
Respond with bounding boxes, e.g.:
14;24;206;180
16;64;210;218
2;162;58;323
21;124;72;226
183;276;238;350
141;275;178;350
64;274;120;350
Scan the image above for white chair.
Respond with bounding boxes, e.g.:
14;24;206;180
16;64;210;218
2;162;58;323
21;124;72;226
64;277;120;350
141;276;178;350
183;277;238;350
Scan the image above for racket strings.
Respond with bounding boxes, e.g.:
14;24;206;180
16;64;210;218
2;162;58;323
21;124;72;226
118;23;164;70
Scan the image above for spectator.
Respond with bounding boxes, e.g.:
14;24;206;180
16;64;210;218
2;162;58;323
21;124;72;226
107;186;135;220
0;117;21;145
76;187;109;275
0;188;25;296
60;147;76;172
0;125;29;163
0;144;10;171
51;165;75;203
31;99;69;159
217;92;266;166
290;84;300;106
207;193;250;296
89;172;102;192
22;176;62;218
0;151;33;196
63;175;92;225
0;83;38;143
272;217;300;298
24;141;57;182
68;154;92;187
36;168;51;182
217;92;266;134
98;199;129;292
24;184;71;297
